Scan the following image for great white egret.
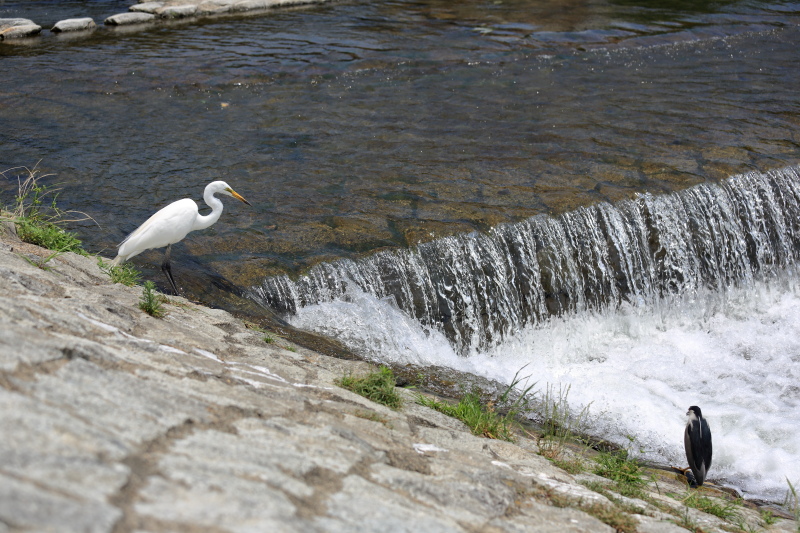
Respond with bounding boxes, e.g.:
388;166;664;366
684;405;713;487
111;180;251;294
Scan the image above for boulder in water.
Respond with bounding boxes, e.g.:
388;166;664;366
158;5;198;18
0;18;42;40
129;2;165;14
51;18;96;33
104;12;157;26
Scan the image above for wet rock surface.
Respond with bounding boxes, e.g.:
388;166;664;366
1;0;333;38
109;0;332;26
0;18;42;40
0;228;796;532
51;18;96;33
104;12;158;26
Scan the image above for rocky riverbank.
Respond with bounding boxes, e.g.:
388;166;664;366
0;224;797;533
0;0;331;41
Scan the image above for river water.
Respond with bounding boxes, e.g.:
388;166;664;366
2;0;800;500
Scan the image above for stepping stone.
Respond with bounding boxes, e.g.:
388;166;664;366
0;18;42;40
130;2;165;13
104;12;157;26
51;18;96;33
158;5;198;18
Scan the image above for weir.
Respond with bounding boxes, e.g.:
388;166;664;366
252;166;800;354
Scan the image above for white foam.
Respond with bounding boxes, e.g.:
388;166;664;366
289;278;800;501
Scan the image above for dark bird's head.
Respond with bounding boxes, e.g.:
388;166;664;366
687;405;702;419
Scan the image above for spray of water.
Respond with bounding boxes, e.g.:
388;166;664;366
252;166;800;500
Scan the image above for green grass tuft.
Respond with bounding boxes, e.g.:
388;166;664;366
680;491;741;521
417;390;518;441
98;258;141;286
759;508;778;526
2;165;91;255
16;218;85;254
536;383;591;460
139;281;166;318
593;450;649;499
338;366;404;410
416;367;536;443
16;249;65;271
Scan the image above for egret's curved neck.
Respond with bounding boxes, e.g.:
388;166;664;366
193;188;224;231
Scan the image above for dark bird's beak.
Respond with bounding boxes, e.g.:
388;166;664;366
227;188;252;206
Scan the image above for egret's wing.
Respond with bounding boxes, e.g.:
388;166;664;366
118;199;198;252
119;208;166;246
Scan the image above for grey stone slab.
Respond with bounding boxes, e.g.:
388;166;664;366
104;12;157;26
158;5;198;18
0;474;121;533
197;0;238;14
636;516;694;533
497;499;616;533
314;475;467;533
51;18;96;33
136;473;301;532
17;358;214;444
369;463;517;526
130;2;165;13
231;0;271;11
0;317;69;371
0;19;42;40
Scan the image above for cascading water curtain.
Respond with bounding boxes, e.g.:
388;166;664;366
252;166;800;355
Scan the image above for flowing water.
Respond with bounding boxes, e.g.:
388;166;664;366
266;166;800;500
3;0;800;500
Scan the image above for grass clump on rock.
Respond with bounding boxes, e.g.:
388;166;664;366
417;390;518;441
593;450;649;499
536;383;591;462
98;257;141;286
139;281;166;318
2;165;89;255
678;491;741;521
417;368;535;442
338;366;404;410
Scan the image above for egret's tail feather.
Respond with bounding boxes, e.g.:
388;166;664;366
109;256;122;267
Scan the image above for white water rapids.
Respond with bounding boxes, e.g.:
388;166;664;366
287;279;800;501
255;167;800;501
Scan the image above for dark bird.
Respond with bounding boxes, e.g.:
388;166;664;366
684;405;712;487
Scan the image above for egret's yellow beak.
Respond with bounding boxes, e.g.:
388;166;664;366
227;188;252;206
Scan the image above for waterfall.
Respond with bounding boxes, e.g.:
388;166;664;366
252;166;800;355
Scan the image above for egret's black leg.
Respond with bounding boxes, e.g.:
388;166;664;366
161;244;179;295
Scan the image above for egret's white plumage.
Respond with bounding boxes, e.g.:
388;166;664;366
111;180;250;293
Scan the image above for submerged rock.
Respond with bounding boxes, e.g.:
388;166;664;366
51;18;96;33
